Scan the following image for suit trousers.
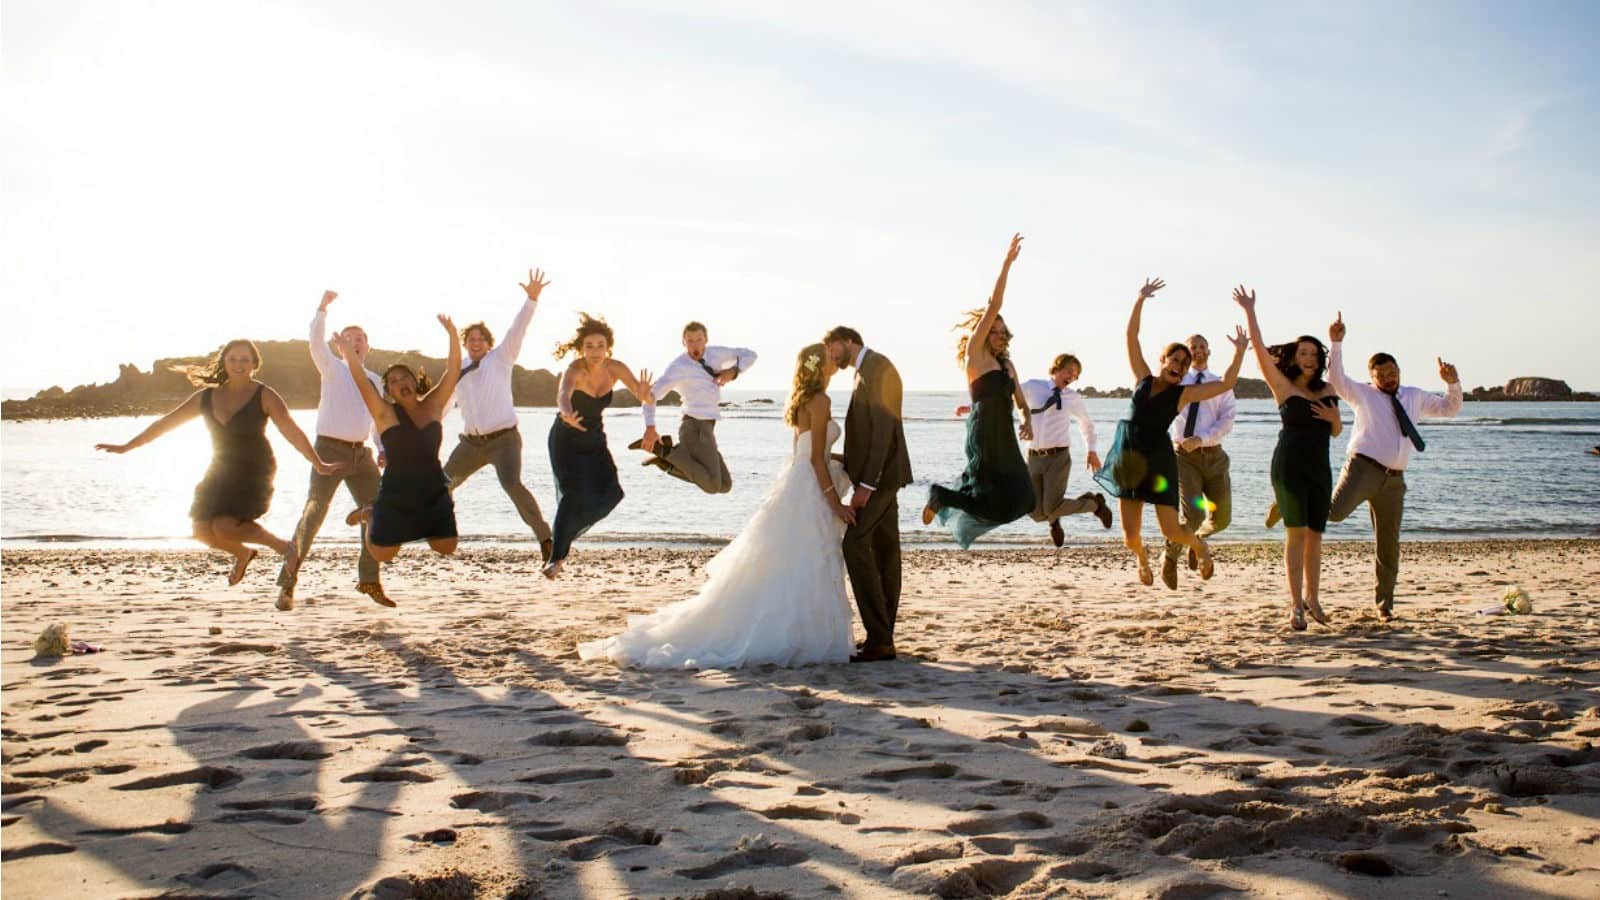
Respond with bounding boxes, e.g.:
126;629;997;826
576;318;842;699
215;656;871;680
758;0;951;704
443;428;552;543
665;416;733;494
1026;449;1097;522
843;487;901;647
1164;446;1232;561
1328;455;1407;611
278;437;382;592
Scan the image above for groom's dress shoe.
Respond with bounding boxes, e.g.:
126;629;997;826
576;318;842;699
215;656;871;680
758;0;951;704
850;643;897;663
627;435;674;458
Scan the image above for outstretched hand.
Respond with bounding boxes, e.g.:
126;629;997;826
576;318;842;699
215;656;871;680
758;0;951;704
559;410;587;432
313;459;346;476
95;442;130;454
1018;421;1033;442
520;268;551;302
438;313;458;337
1437;357;1459;384
1225;325;1249;354
1003;232;1024;265
1086;451;1102;473
1329;310;1346;342
329;330;353;355
1138;277;1166;300
633;369;655;403
1231;284;1256;311
319;290;338;311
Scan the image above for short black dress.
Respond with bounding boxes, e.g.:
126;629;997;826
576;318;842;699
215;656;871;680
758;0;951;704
930;366;1035;548
547;390;625;563
1271;394;1338;532
1094;375;1184;507
190;384;275;522
369;404;457;546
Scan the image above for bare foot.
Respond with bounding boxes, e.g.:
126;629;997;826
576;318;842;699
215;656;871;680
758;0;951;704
1197;544;1215;580
228;549;258;587
357;581;395;608
1304;598;1330;626
1289;603;1307;631
542;559;563;580
280;543;300;582
345;505;372;527
1136;550;1153;586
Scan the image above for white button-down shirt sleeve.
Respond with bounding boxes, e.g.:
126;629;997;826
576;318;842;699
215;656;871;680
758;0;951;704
706;345;757;376
309;310;338;376
497;299;537;364
309;310;382;444
1416;381;1464;420
1063;389;1096;454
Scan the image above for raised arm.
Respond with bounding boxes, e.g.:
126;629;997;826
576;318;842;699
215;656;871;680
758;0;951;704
1181;326;1248;406
1325;311;1360;402
95;390;204;453
1419;357;1465;419
499;268;548;362
968;233;1023;371
422;314;463;416
610;360;658;436
330;330;393;429
1232;285;1293;400
262;386;339;474
1125;278;1164;381
707;345;757;384
308;290;340;374
806;394;855;526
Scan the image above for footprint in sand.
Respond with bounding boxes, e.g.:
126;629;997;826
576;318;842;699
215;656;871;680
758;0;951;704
518;767;614;785
449;791;544;812
946;811;1051;835
1;842;77;861
114;766;242;792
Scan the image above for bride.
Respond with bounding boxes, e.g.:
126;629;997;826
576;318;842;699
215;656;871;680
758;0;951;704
578;343;858;669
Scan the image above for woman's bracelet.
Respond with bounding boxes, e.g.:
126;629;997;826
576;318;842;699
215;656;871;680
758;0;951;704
823;485;838;495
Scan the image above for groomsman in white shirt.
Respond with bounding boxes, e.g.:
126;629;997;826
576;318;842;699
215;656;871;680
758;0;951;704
443;269;554;562
276;290;385;611
1017;353;1112;547
1323;312;1462;619
636;322;756;494
1163;333;1237;589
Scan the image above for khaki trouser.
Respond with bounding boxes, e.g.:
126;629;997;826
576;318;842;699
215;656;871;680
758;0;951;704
665;416;733;494
1328;455;1407;611
1026;449;1097;522
443;428;552;543
1164;446;1232;561
278;437;382;592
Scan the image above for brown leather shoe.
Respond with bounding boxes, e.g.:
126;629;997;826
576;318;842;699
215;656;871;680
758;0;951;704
1048;518;1065;548
539;539;553;564
1090;493;1113;529
357;581;395;608
1187;547;1198;571
850;643;897;663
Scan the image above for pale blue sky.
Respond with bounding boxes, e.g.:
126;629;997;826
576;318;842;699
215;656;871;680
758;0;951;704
4;0;1597;395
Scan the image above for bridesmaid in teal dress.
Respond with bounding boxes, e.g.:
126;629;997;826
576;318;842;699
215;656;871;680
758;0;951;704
1094;279;1247;586
922;233;1036;548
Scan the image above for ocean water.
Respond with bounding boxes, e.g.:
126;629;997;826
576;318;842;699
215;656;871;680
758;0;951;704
3;391;1598;550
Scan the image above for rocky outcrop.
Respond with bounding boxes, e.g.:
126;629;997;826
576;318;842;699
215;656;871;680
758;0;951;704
1;340;673;420
1079;377;1272;401
1467;378;1596;402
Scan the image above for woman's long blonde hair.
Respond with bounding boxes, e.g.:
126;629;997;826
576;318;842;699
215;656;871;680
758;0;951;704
783;343;829;427
953;307;1007;366
552;313;615;360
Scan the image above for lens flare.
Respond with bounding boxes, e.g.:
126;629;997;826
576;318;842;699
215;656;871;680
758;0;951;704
1193;496;1216;513
1152;474;1169;493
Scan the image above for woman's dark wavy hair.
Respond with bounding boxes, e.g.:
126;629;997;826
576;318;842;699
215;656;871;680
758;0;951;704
175;338;260;386
1269;335;1328;391
553;313;615;360
382;363;434;400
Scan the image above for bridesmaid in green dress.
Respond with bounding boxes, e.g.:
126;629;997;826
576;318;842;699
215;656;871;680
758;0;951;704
922;233;1036;548
1094;280;1247;586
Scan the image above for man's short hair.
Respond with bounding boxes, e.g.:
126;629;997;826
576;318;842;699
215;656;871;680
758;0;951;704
682;321;708;337
1049;353;1081;374
823;326;863;345
463;322;495;347
1186;334;1209;347
1369;352;1397;369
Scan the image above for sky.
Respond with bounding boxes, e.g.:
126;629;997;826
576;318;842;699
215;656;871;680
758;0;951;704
4;0;1598;397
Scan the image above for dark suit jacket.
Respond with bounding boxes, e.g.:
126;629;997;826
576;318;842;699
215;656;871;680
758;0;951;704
844;348;913;492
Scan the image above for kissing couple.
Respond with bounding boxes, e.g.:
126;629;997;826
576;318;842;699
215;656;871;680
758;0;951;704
579;326;913;668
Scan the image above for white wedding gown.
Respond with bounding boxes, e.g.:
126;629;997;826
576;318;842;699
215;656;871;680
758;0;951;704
578;420;854;669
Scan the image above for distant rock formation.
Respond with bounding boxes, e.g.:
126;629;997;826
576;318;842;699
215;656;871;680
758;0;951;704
1;339;677;420
1079;377;1272;401
1467;377;1596;402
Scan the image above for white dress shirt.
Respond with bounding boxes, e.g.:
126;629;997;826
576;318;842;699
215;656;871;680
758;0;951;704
453;298;537;435
309;310;383;444
1169;368;1236;447
1019;379;1096;454
650;345;758;420
1328;342;1463;471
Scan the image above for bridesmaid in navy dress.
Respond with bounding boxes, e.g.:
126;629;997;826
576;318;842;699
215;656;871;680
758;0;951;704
1094;279;1247;586
96;339;338;588
544;313;655;579
1234;286;1342;630
336;315;464;605
922;233;1036;547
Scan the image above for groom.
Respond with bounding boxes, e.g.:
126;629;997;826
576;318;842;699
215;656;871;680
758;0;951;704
824;326;913;663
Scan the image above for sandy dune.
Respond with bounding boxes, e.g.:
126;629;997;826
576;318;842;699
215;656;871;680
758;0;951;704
2;540;1597;898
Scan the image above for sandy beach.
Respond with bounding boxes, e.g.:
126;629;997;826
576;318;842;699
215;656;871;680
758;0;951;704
2;540;1597;899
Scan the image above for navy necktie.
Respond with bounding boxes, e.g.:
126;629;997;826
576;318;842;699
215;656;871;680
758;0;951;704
460;359;481;377
1182;372;1204;438
699;359;719;379
1389;391;1425;452
1031;387;1062;414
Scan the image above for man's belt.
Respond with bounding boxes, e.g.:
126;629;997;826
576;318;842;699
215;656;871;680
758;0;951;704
1028;446;1069;457
1177;444;1223;455
1355;453;1405;477
463;426;518;442
317;436;366;449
